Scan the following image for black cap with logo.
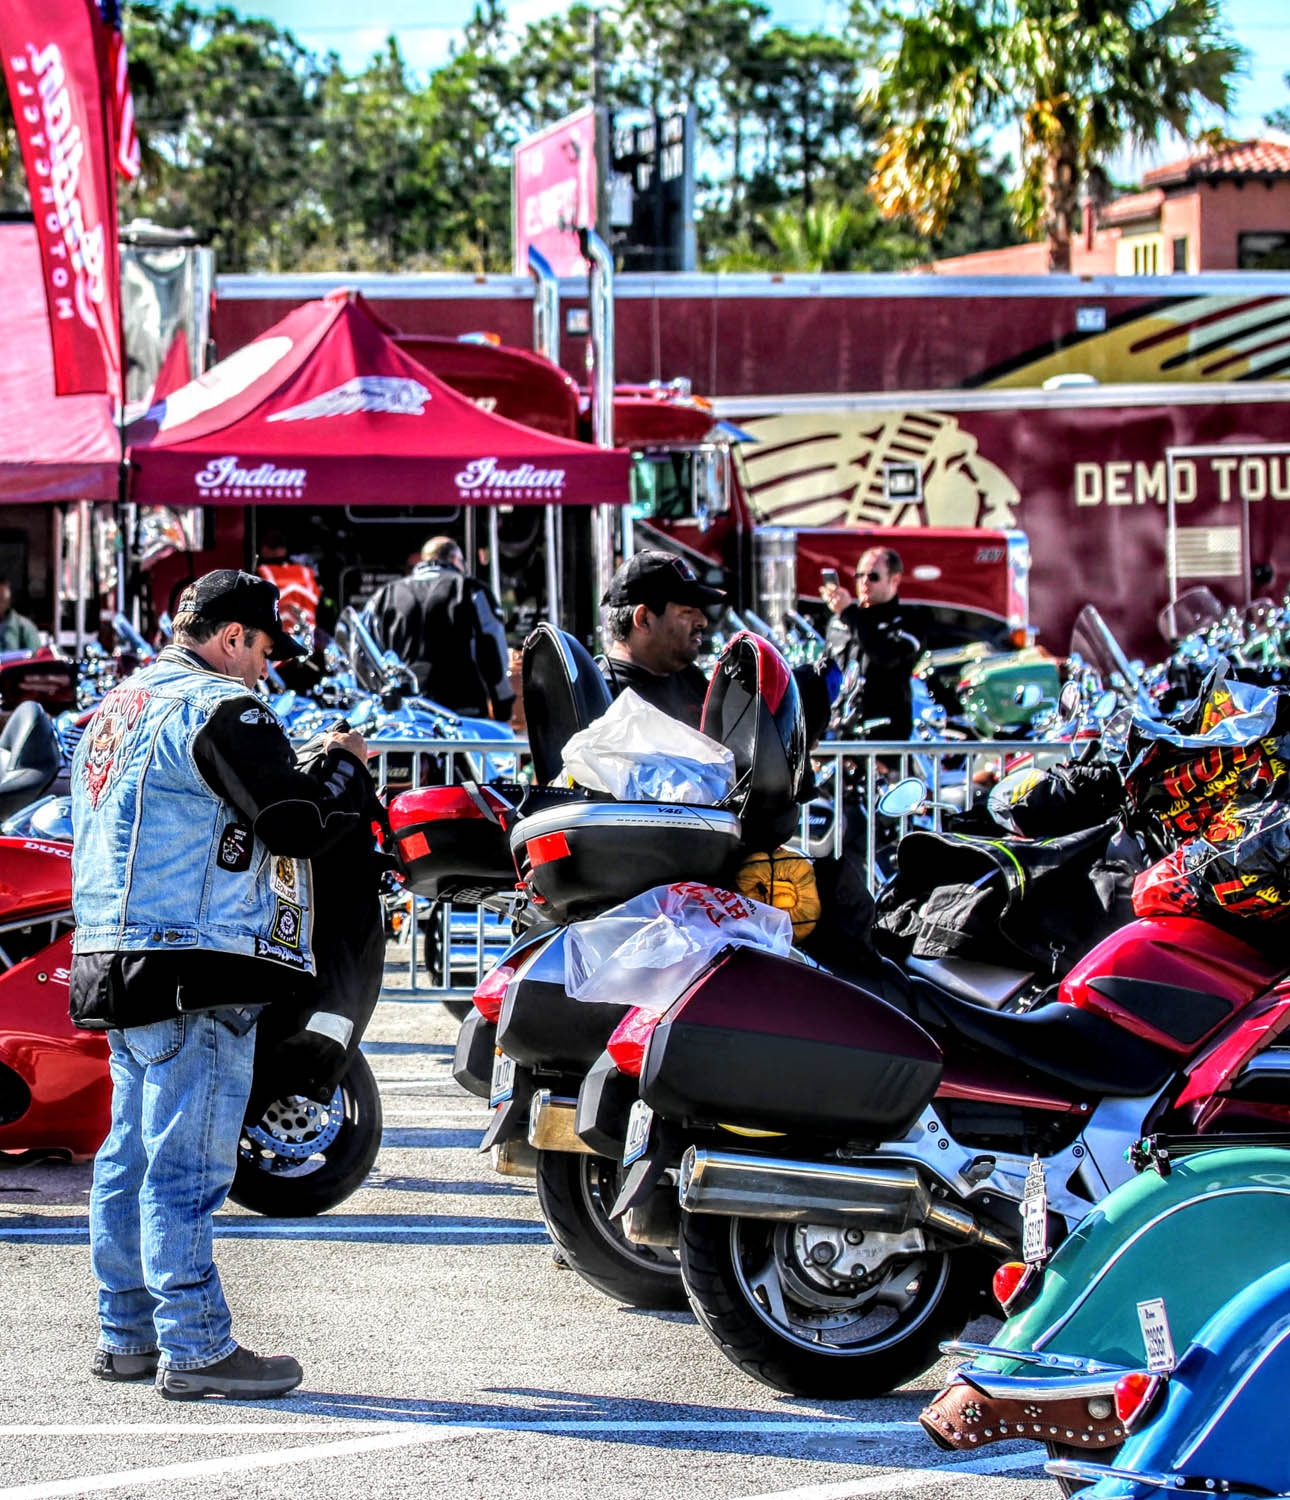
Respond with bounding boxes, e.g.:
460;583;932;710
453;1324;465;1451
176;569;307;660
601;550;727;613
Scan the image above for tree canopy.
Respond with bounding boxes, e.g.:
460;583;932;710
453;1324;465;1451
866;0;1244;270
0;0;1034;271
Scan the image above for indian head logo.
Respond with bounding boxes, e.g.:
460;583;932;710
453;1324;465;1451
267;377;433;422
81;685;150;809
739;410;1020;530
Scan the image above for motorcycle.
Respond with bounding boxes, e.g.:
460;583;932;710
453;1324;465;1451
1046;1256;1290;1498
920;1139;1290;1488
0;803;382;1216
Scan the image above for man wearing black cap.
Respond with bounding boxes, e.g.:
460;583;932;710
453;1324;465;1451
70;571;373;1401
599;551;726;729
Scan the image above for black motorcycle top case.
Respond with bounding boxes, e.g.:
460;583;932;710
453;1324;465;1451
640;946;943;1139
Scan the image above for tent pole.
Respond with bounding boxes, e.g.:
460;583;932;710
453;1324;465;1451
544;505;559;626
488;507;501;601
75;500;91;658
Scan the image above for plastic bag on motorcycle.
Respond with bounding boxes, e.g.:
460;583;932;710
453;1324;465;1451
1132;797;1290;927
1119;663;1290;857
564;881;794;1014
559;688;736;804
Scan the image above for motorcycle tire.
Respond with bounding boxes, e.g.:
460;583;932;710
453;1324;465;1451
229;1051;383;1217
421;923;477;1023
1046;1441;1115;1496
679;1210;978;1399
534;1149;688;1312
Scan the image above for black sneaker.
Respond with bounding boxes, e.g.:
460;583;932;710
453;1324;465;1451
157;1345;303;1401
91;1349;160;1382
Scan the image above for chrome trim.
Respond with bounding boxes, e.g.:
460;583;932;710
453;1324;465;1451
528;1091;594;1155
510;800;742;851
943;1341;1129;1378
678;1147;1011;1253
1045;1459;1176;1490
955;1369;1123;1402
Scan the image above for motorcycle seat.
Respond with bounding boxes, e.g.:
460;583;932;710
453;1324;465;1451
0;701;61;821
905;976;1178;1099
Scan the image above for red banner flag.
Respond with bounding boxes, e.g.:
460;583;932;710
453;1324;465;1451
0;0;122;399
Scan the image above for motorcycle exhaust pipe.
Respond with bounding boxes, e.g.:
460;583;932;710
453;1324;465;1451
678;1147;1011;1255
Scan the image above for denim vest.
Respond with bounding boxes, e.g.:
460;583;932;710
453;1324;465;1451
70;648;314;975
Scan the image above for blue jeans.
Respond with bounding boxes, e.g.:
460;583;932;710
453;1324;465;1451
90;1011;257;1370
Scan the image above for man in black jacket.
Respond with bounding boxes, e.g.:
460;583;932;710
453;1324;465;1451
363;536;515;721
598;551;726;729
823;546;924;739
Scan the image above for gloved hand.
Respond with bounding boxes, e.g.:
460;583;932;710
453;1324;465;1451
268;1012;352;1106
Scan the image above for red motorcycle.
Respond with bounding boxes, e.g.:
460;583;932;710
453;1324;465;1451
0;812;382;1215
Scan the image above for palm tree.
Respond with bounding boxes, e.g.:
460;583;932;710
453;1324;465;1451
865;0;1244;271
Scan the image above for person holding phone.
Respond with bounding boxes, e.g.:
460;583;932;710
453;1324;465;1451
819;547;924;739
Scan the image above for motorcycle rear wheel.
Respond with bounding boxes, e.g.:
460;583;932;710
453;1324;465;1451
535;1149;687;1311
229;1051;382;1217
679;1211;977;1399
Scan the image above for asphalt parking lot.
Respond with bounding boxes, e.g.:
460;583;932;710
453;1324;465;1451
0;953;1050;1500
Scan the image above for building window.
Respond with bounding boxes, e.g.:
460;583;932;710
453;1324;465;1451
1172;236;1188;273
1133;241;1160;275
1239;232;1290;271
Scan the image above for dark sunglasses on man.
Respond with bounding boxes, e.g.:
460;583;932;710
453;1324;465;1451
857;569;884;583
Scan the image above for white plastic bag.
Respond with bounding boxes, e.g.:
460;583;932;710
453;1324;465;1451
560;689;735;804
565;881;794;1013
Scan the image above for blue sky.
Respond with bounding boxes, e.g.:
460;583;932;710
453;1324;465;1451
193;0;1289;171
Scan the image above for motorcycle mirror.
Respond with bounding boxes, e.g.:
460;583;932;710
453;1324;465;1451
1058;681;1081;719
1014;682;1044;710
1093;689;1118;720
877;777;927;819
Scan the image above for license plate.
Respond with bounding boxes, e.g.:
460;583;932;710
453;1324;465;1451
489;1049;516;1107
1021;1155;1049;1264
623;1100;654;1166
1138;1297;1177;1372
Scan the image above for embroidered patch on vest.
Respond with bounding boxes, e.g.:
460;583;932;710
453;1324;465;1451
217;822;253;872
255;936;309;970
80;685;151;809
270;899;303;948
271;856;299;901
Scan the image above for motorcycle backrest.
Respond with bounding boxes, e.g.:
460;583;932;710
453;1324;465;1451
520;624;613;788
700;631;808;850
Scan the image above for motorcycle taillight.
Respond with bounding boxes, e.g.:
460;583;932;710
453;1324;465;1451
606;1008;664;1078
472;962;515;1024
1114;1371;1164;1431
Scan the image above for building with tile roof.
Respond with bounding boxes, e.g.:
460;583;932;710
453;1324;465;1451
927;139;1290;275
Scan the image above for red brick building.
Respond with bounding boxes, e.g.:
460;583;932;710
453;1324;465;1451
928;139;1290;275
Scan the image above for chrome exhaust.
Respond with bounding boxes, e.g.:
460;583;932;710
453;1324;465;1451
678;1147;1011;1254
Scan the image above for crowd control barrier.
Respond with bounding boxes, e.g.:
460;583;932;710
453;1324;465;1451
351;735;1073;998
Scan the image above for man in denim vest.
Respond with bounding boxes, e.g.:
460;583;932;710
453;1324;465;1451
70;571;372;1400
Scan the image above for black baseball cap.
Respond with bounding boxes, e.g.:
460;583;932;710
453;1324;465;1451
176;569;308;660
601;550;727;612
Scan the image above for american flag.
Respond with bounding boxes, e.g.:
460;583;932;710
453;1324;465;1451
98;0;140;180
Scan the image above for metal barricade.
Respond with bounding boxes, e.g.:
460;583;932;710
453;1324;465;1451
801;738;1074;892
326;733;1072;1000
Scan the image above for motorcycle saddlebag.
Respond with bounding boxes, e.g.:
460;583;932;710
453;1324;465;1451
509;799;743;922
388;782;524;900
496;926;632;1071
640;946;943;1139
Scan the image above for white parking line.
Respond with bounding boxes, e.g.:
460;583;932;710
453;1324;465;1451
730;1448;1045;1499
0;1426;478;1500
0;1224;547;1240
0;1421;1035;1500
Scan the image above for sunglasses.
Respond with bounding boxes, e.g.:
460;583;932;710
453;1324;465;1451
856;570;885;584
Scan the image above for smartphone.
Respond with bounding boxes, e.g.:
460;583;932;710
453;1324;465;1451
820;568;839;589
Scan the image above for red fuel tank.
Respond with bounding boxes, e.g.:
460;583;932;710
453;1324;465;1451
1060;915;1283;1052
0;837;73;923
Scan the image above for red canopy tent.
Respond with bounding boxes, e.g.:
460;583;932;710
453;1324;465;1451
0;224;120;502
126;291;629;507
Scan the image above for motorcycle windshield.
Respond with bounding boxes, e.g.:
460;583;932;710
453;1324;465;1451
1157;586;1223;644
